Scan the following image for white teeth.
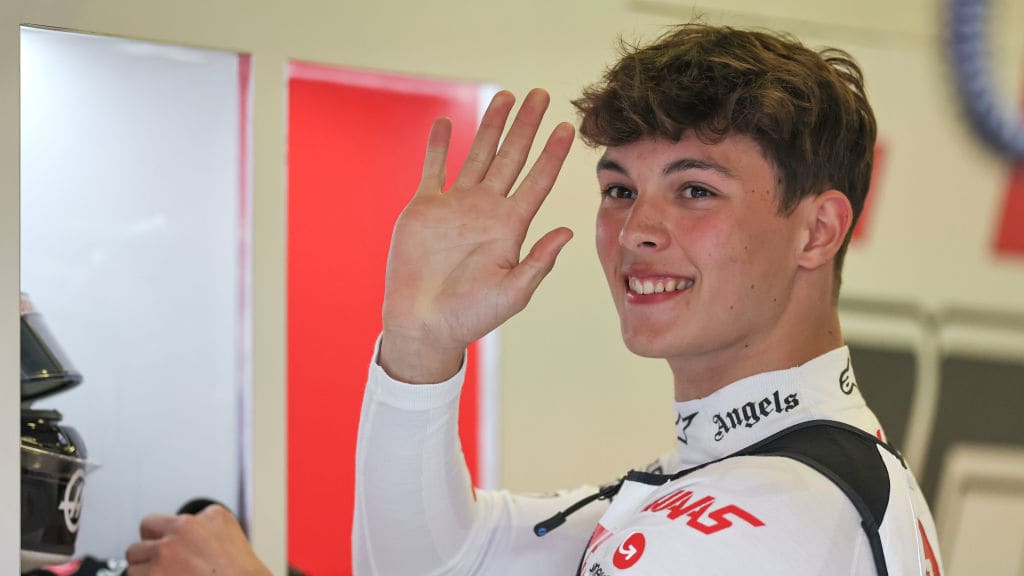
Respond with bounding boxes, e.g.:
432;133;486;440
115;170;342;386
627;277;692;295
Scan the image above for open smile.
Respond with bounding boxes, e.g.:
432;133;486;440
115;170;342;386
625;276;695;297
627;276;694;295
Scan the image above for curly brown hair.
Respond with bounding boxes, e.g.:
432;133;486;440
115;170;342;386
573;24;876;294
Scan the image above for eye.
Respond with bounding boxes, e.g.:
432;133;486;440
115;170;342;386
681;185;715;199
601;185;635;200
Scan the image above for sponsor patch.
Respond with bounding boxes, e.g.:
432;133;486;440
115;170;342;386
642;489;764;535
676;411;697;445
712;390;799;441
59;469;85;534
612;532;646;570
839;356;856;395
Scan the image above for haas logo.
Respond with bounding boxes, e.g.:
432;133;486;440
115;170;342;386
58;469;85;534
643;489;764;535
918;520;942;576
612;532;646;570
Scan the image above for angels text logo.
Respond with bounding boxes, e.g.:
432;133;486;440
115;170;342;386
712;390;799;441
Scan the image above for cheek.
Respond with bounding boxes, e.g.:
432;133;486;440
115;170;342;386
730;217;800;291
594;211;621;269
686;216;772;300
681;217;735;265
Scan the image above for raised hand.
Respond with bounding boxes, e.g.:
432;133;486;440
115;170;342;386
379;89;574;383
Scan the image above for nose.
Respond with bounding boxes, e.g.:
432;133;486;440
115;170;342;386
618;197;669;250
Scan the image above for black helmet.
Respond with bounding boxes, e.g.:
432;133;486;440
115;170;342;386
20;294;91;570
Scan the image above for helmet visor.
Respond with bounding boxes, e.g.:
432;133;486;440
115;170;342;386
20;294;82;402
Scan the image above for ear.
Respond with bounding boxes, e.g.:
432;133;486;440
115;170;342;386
796;190;853;271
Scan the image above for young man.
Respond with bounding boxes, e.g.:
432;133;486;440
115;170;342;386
125;24;942;576
354;24;943;576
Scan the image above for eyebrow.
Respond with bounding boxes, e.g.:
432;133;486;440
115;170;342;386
596;157;736;179
663;158;735;179
596;158;628;175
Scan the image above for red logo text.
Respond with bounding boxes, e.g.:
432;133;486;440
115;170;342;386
642;489;764;534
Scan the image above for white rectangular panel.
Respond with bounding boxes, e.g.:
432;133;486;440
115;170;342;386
21;27;247;560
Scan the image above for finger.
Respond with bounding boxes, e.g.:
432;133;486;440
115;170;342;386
452;91;516;189
481;88;551;195
125;540;158;565
139;513;177;540
417;117;452;194
504;227;573;311
509;121;575;220
125;565;150;576
198;503;242;534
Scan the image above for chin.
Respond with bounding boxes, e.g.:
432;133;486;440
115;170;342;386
620;329;685;359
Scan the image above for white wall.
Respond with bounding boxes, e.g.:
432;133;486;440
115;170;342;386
20;28;245;560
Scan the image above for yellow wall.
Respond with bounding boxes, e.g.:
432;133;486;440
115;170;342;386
4;0;1024;573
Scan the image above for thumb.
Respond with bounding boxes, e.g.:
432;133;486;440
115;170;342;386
505;227;573;310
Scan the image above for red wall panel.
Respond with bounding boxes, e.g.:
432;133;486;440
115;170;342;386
287;64;484;575
995;162;1024;256
993;91;1024;256
851;143;885;243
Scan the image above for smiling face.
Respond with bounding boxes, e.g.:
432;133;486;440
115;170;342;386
596;133;812;385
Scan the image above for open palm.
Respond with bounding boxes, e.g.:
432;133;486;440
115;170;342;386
380;89;574;383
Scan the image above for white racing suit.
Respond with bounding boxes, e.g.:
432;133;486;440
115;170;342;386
353;342;943;575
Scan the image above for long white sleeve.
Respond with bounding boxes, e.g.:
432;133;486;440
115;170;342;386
352;339;607;575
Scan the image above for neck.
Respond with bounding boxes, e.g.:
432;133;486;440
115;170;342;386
669;297;843;402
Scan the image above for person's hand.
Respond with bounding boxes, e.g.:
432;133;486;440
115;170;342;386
380;89;574;383
124;505;271;576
